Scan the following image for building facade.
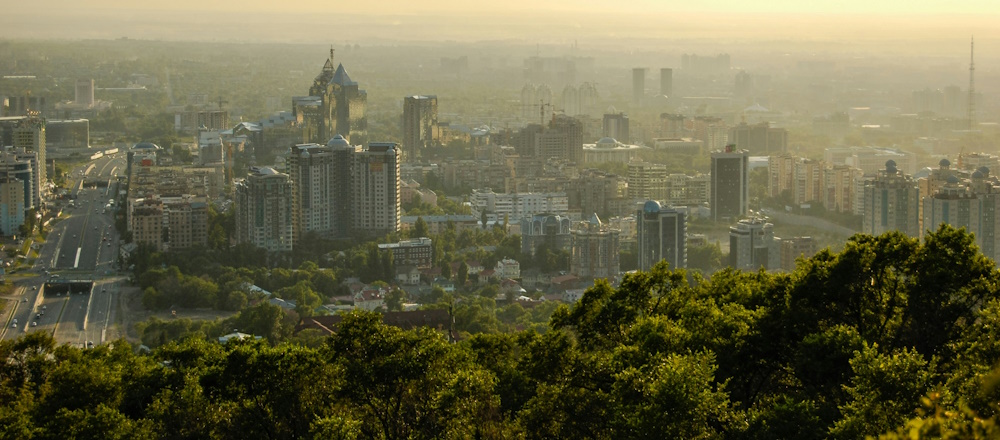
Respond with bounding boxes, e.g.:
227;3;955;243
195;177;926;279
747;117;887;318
293;50;367;145
729;217;774;271
402;95;439;162
234;167;294;253
711;148;749;222
570;214;621;279
637;201;686;271
862;160;920;238
352;142;400;237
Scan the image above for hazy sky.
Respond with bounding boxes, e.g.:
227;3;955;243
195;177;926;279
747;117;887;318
6;0;1000;47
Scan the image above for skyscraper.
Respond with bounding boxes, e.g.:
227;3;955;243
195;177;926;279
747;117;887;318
632;68;646;107
288;136;356;241
292;49;367;145
637;201;687;271
0;116;45;207
353;142;400;237
235;166;294;253
602;112;630;143
711;147;749;222
402;95;439;161
660;68;673;96
862;160;920;238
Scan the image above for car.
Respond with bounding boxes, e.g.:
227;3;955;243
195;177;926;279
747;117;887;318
31;322;36;327
31;285;36;289
21;297;26;302
101;287;106;292
36;314;40;319
42;305;46;310
10;323;14;328
12;319;17;324
86;341;94;347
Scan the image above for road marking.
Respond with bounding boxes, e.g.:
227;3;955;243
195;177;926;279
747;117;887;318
74;248;81;268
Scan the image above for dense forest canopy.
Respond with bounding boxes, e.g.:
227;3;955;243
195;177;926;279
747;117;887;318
3;225;1000;438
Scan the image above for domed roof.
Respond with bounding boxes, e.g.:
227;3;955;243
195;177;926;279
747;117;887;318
972;170;984;179
132;142;161;150
589;212;603;226
606;105;618;114
596;137;618;145
643;200;661;214
939;158;951;167
885;160;897;168
978;166;990;176
326;134;349;148
946;174;960;184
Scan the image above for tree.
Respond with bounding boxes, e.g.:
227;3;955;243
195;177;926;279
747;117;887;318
456;261;469;289
413;216;429;238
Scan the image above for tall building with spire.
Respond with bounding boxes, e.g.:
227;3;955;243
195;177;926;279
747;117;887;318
293;49;367;145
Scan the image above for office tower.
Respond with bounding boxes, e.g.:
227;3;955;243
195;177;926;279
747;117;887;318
402;95;439;161
602;112;630;143
288;136;356;241
729;217;774;271
862;160;919;238
235;166;294;253
0;177;24;237
75;79;95;108
352;142;400;237
292;49;367;145
570;214;620;279
632;68;646;106
660;113;686;138
711;147;749;222
637;201;686;271
728;122;786;155
660;68;673;96
521;213;573;256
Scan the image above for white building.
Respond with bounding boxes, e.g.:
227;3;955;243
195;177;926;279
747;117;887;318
470;189;568;220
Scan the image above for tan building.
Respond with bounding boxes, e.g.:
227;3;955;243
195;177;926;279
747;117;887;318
823;164;865;214
353;142;400;237
132;198;164;252
234;167;294;253
164;197;208;251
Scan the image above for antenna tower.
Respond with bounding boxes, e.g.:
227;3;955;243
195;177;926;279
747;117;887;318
968;37;976;132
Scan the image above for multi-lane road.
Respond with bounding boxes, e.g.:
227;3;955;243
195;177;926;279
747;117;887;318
0;152;127;347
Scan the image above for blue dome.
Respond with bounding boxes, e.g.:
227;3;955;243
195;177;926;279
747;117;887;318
947;174;960;184
643;200;661;213
939;158;951;167
973;170;984;179
978;166;990;176
885;160;897;168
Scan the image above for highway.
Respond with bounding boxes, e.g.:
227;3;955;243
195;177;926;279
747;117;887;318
0;152;127;347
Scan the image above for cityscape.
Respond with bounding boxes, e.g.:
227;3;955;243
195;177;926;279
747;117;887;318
1;1;1000;438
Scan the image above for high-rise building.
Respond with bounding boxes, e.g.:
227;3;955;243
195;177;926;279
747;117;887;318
352;142;400;237
660;68;673;96
570;214;621;279
777;236;816;272
637;201;686;271
628;161;668;201
402;95;439;161
292;50;367;145
235;167;294;253
164;197;208;251
734;71;753;100
824;164;865;214
0;150;35;211
922;169;1000;260
728;122;786;155
862;160;920;238
632;68;646;106
689;116;729;151
513;114;584;163
288;137;356;241
729;217;774;271
660;113;686;138
0;176;24;237
0;116;45;206
75;79;95;108
132;198;165;252
602;112;630;143
711;148;749;222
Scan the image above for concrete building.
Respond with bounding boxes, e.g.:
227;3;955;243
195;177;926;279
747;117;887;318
777;236;816;272
378;237;433;269
711;148;749;222
602;112;629;143
570;213;620;279
402;95;439;161
0;116;45;206
728;122;786;155
922;169;1000;260
288;138;356;241
521;213;572;256
471;189;569;220
0;150;35;211
824;164;865;214
0;177;24;236
352;142;400;237
75;79;95;108
768;155;825;205
825;146;917;176
628;161;668;201
862;160;920;238
164;197;208;251
582;138;647;164
729;217;774;271
132;198;165;252
293;49;367;145
234;167;294;253
637;201;686;271
660;68;673;96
